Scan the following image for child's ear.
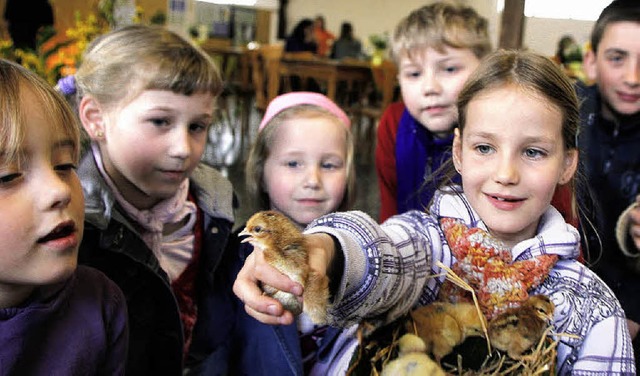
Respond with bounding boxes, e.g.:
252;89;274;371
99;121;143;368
559;149;579;185
583;49;598;83
452;128;463;174
79;96;106;141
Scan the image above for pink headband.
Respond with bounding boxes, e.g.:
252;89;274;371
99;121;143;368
258;92;351;131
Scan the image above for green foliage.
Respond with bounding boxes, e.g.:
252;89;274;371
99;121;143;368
369;32;389;50
562;43;583;63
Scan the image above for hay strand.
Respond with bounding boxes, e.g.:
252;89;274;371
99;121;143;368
436;261;492;353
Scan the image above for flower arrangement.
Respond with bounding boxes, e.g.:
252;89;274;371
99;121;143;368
0;1;150;85
368;32;389;51
0;25;76;85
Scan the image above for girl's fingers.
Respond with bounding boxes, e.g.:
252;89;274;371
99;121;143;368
233;251;303;324
252;250;303;295
244;304;296;326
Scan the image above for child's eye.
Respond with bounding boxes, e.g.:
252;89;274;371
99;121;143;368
605;51;626;65
189;122;208;133
443;65;461;74
321;161;343;170
401;69;421;79
285;160;300;168
475;144;493;155
55;163;78;172
524;148;546;159
0;172;22;185
150;118;170;127
609;55;624;64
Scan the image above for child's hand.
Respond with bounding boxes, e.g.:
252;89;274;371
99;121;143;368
233;250;303;325
628;195;640;250
232;232;336;325
304;233;335;280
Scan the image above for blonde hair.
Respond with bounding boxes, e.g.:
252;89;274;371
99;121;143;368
0;59;80;165
245;105;356;211
75;25;222;109
391;1;491;61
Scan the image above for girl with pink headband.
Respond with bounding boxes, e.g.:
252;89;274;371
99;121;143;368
248;91;355;225
225;91;356;374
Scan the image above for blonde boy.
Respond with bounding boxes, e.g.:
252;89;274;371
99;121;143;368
376;2;491;222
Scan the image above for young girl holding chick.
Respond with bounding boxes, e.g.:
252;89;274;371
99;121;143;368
71;25;236;375
0;59;128;375
234;51;636;374
227;92;355;375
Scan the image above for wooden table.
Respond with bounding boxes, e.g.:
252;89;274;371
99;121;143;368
269;55;373;104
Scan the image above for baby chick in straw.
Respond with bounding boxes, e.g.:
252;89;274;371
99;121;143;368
381;334;445;376
408;301;487;363
488;294;555;360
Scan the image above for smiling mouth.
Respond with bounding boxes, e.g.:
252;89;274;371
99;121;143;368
618;92;640;102
38;222;75;243
490;194;523;202
297;199;323;204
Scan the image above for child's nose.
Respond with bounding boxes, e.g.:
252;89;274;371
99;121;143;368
493;155;519;185
624;59;640;86
303;166;321;188
40;169;72;210
168;128;191;159
421;70;441;94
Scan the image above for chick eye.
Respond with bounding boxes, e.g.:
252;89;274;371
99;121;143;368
253;225;263;233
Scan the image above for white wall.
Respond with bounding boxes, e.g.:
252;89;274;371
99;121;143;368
284;0;596;57
524;17;593;55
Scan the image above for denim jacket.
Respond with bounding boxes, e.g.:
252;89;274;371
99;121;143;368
77;151;236;375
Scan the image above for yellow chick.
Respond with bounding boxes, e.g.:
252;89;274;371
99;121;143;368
408;302;487;362
381;334;445;376
239;210;329;324
488;294;555;359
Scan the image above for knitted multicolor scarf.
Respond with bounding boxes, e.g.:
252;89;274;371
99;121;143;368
438;218;558;320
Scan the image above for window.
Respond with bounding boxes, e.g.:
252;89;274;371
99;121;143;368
196;0;257;6
497;0;610;21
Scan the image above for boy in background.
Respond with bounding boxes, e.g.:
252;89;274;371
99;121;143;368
579;0;640;358
375;2;491;222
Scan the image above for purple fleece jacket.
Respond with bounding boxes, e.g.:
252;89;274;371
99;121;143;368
0;265;128;375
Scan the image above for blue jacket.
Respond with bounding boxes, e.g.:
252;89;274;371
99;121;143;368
576;83;640;324
77;151;236;375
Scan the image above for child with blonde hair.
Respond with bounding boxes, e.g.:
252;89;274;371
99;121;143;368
228;92;355;374
0;59;128;375
70;25;236;374
377;1;491;222
235;51;636;374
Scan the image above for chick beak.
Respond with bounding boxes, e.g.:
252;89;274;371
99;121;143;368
238;228;251;242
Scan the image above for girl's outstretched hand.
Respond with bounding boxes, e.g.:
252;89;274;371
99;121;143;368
232;232;336;325
233;249;302;325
